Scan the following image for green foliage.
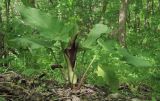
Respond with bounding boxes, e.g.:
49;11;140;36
17;5;76;43
0;97;5;101
152;97;156;101
16;4;152;89
95;65;119;91
119;48;152;67
22;68;37;76
11;37;43;49
82;24;108;49
97;38;117;52
0;56;15;65
0;0;160;97
21;0;32;7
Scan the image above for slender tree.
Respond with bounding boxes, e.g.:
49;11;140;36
118;0;129;47
0;4;4;67
0;33;4;67
0;7;2;25
159;0;160;11
21;0;35;7
5;0;10;30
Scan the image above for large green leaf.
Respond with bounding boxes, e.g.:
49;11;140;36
10;37;44;49
29;38;55;48
17;6;75;43
98;38;152;67
119;48;152;67
97;38;117;52
82;24;108;48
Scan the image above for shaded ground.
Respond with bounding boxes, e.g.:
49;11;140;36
0;71;158;101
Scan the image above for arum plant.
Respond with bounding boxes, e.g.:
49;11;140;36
64;33;79;86
14;6;150;89
16;4;110;89
16;5;152;90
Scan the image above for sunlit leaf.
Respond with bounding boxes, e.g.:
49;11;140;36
95;65;119;91
95;65;105;77
83;24;108;48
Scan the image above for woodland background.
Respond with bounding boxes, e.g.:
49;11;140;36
0;0;160;100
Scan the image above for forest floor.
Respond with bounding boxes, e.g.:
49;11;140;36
0;71;158;101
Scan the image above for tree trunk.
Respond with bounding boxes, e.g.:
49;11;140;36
5;0;10;30
0;7;2;26
159;0;160;12
118;0;129;47
0;32;4;67
144;0;150;28
151;0;154;15
21;0;35;7
99;0;108;23
29;0;35;7
127;9;131;28
0;4;4;67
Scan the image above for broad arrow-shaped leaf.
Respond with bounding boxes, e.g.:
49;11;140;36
17;5;76;43
82;24;108;49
